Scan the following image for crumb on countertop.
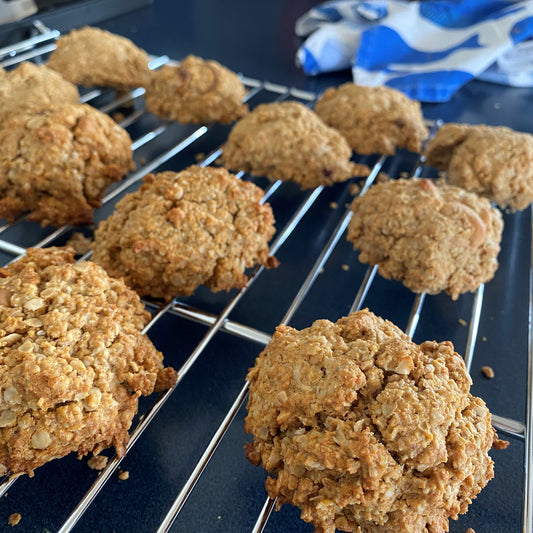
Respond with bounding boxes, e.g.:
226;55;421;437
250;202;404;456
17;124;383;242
349;183;361;196
329;201;338;209
341;264;350;271
118;469;129;481
458;318;467;327
88;455;108;471
8;513;21;527
482;336;487;342
195;152;205;161
481;366;495;379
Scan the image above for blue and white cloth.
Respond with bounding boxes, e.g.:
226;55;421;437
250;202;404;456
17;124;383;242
296;0;533;102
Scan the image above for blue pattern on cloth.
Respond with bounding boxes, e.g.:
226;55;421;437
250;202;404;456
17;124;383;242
296;0;533;102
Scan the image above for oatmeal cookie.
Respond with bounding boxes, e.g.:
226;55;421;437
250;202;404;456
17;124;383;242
47;26;150;89
92;166;276;300
0;62;79;119
315;83;428;155
425;123;533;211
347;178;503;299
0;103;133;226
245;309;496;533
0;247;177;476
221;101;369;189
145;55;248;124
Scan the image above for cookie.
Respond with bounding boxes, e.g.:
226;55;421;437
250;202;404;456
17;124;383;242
92;166;276;300
315;83;427;155
0;247;177;476
145;55;248;124
0;103;133;227
245;309;496;533
347;178;503;299
425;122;533;211
0;62;79;119
221;101;369;189
47;26;150;89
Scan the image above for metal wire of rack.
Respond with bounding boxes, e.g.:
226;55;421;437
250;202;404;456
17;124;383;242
0;21;529;533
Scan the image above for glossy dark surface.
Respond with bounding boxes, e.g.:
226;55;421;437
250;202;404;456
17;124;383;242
0;1;529;532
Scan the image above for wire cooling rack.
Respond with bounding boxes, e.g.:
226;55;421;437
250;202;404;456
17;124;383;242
0;21;529;533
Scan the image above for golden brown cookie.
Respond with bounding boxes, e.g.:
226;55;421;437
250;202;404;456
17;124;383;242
0;103;133;227
315;83;428;155
245;309;496;533
92;166;276;300
425;122;533;211
347;178;503;299
47;26;150;89
145;55;248;124
221;101;369;189
0;247;177;477
0;62;79;119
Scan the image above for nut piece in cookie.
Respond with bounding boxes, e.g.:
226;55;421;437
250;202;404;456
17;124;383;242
315;83;428;155
145;55;248;124
221;101;369;189
425;122;533;211
92;166;276;300
47;26;150;89
347;178;503;299
0;247;177;477
0;103;133;227
0;62;79;120
245;309;496;533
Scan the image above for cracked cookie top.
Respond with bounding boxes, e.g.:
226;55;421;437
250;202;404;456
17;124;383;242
0;247;176;477
347;178;503;299
245;309;495;533
47;26;151;89
92;166;277;300
0;103;133;227
145;55;248;124
315;83;428;155
221;101;369;189
425;122;533;211
0;62;79;120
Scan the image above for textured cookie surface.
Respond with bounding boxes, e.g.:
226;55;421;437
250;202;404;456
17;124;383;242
221;101;369;189
0;247;177;476
145;55;248;124
315;83;427;155
0;103;133;226
47;26;150;89
0;62;79;119
347;178;503;299
425;122;533;211
92;166;276;300
245;309;495;533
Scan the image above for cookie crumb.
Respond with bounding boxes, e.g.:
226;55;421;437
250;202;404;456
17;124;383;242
329;202;338;209
112;111;125;123
458;318;467;327
481;366;495;379
88;455;108;471
400;171;409;179
341;264;350;271
349;183;361;196
465;528;475;533
195;152;205;161
493;438;510;450
66;232;93;256
318;268;324;275
482;336;487;342
139;156;147;165
118;469;129;481
8;513;21;527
